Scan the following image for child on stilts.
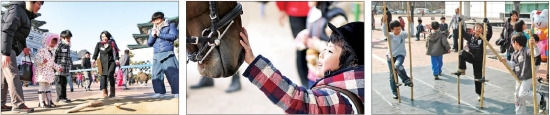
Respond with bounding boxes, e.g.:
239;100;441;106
386;20;414;99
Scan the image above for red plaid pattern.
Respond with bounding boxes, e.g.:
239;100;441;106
243;55;364;114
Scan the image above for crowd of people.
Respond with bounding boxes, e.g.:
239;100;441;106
1;1;179;113
378;6;548;114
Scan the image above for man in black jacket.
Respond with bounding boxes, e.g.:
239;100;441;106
82;52;92;91
1;1;43;113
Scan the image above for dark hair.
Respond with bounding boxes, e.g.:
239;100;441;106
514;20;525;33
329;34;357;68
327;22;364;68
512;32;527;47
510;10;518;18
532;33;540;42
418;19;423;23
474;23;484;30
85;52;90;55
398;16;402;19
431;21;440;30
440;17;446;20
60;30;72;39
125;49;129;54
100;31;112;40
389;20;401;30
151;12;164;21
31;1;44;5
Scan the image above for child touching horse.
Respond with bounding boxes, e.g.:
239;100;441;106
239;22;364;114
34;33;63;108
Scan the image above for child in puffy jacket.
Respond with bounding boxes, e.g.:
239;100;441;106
34;33;63;108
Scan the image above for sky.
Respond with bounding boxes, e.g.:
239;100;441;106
2;1;178;56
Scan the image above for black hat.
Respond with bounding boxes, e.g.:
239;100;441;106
327;22;364;66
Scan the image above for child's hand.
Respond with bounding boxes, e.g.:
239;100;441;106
239;27;255;64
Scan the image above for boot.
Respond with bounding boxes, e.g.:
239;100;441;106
102;89;108;98
452;69;465;75
225;73;241;93
48;100;56;108
109;87;115;98
190;76;214;89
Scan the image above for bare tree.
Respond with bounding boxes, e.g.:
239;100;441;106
514;1;520;14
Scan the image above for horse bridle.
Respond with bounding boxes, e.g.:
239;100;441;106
186;2;243;64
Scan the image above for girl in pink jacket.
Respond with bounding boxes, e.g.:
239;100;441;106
34;33;63;108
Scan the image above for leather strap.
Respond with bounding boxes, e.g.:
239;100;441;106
313;85;364;114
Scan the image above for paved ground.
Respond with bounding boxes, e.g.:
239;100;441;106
186;2;364;114
371;14;549;114
1;80;178;114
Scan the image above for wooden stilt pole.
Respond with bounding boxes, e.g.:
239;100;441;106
457;1;462;104
384;2;401;103
407;1;414;101
480;1;487;108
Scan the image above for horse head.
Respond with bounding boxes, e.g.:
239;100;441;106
186;1;244;78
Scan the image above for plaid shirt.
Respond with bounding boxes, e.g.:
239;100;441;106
54;42;72;76
243;55;364;114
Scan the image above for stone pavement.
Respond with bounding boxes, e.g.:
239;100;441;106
1;81;178;114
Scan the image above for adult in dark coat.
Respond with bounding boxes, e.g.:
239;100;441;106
1;1;43;113
92;31;119;98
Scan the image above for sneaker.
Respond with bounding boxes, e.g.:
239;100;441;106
12;105;34;113
392;95;398;99
151;93;165;98
434;76;440;80
404;80;414;87
452;70;466;75
174;94;179;98
478;95;481;101
1;105;12;111
65;98;72;103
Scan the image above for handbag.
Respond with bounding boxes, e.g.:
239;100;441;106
96;58;103;75
19;55;33;82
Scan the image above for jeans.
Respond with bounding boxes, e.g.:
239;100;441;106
152;51;179;94
387;55;411;96
122;68;129;88
431;56;443;76
67;75;73;91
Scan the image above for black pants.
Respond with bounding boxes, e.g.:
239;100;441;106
458;51;483;95
289;16;309;87
55;75;68;100
100;74;115;90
